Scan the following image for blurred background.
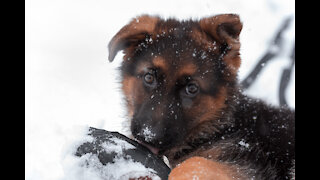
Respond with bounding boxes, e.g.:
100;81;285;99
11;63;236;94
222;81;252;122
25;0;294;179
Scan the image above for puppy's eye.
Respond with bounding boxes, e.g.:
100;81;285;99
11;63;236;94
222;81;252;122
186;82;199;96
144;72;155;84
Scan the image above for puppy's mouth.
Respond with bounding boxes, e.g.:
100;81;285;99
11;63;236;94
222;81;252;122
136;140;160;155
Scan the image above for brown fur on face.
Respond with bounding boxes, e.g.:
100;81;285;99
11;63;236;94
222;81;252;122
109;13;242;154
108;15;160;61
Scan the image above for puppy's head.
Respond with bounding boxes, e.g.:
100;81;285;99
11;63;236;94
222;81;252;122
108;14;242;154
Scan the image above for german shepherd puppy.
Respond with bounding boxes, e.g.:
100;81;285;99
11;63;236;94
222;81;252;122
108;14;295;179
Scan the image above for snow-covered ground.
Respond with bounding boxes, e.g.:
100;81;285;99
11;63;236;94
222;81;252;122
25;0;294;179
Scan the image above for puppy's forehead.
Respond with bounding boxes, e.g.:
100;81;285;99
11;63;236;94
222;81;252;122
153;56;197;76
136;56;197;77
152;56;169;72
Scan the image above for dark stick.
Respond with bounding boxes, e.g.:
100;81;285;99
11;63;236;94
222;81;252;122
240;17;293;90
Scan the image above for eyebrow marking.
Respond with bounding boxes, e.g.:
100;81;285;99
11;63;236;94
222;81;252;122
152;56;168;72
177;63;197;77
135;61;152;75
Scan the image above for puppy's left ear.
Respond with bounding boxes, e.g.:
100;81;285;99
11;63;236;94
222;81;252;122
200;14;242;71
108;15;160;62
199;14;242;46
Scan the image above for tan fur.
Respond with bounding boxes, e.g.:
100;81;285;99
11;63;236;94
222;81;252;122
152;57;168;73
184;87;227;126
108;15;160;62
122;76;142;118
169;157;247;180
190;28;220;54
176;63;197;78
199;14;242;74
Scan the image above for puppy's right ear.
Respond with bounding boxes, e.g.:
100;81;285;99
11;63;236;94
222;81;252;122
108;15;159;62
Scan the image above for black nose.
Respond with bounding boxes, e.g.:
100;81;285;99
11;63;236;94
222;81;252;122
131;100;184;149
131;118;168;148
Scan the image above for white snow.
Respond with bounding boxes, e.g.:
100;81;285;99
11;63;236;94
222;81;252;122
62;149;158;180
142;126;156;142
238;139;250;149
101;137;136;154
60;126;158;180
26;0;294;179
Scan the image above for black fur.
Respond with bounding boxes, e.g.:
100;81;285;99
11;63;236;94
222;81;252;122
110;15;295;180
164;86;295;179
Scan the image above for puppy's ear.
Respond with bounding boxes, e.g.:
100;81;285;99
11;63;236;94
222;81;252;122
199;14;242;45
200;14;242;71
108;15;159;62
